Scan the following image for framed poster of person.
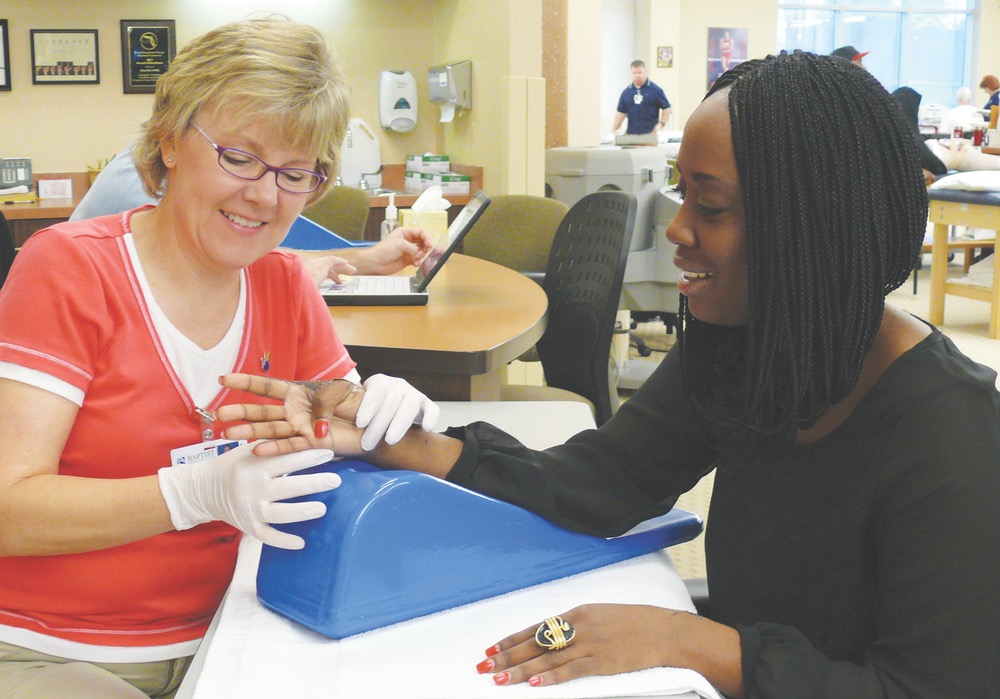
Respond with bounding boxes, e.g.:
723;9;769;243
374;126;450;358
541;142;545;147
120;19;175;94
707;27;747;90
31;29;100;84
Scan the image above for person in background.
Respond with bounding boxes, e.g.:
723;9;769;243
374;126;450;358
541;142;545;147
980;74;999;111
894;86;1000;179
611;59;671;136
830;44;868;69
71;146;435;288
938;86;983;138
0;17;437;698
892;86;948;184
220;50;1000;698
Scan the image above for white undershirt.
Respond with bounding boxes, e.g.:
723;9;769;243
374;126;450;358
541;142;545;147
124;234;245;409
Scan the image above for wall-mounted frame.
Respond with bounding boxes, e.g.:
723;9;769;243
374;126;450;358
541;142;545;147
707;27;747;90
31;29;100;84
657;46;673;69
120;19;175;94
0;20;11;90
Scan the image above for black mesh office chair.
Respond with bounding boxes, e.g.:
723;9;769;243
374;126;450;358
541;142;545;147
0;211;16;290
502;191;636;426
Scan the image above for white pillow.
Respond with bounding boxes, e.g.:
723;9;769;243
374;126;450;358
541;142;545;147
929;171;1000;192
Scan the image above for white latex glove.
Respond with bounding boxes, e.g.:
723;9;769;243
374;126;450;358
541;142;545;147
357;374;440;451
157;442;339;550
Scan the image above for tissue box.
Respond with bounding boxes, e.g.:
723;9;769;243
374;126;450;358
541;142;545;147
406;153;451;173
400;209;448;239
404;170;435;192
431;171;470;195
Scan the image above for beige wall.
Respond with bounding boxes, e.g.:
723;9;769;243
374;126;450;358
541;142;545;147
0;1;441;174
432;0;544;195
2;0;997;189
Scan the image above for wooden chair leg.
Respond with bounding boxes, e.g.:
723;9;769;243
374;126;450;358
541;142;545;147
929;223;949;326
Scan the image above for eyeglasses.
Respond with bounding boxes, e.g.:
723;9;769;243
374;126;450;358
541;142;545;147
191;124;327;194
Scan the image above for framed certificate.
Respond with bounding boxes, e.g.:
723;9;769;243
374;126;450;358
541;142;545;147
31;29;100;84
0;20;11;90
120;19;175;94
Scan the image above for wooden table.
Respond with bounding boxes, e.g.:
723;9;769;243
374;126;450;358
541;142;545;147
927;189;1000;337
329;254;547;400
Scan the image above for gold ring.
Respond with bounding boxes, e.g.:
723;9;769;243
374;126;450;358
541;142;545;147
534;616;576;651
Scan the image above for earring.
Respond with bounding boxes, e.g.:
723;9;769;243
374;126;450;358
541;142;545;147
167;156;174;163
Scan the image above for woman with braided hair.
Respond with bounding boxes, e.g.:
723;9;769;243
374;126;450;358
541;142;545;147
219;51;1000;698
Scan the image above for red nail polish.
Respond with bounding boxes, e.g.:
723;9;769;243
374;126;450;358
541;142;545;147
485;644;500;657
493;672;510;686
529;676;543;687
314;419;329;439
476;658;493;674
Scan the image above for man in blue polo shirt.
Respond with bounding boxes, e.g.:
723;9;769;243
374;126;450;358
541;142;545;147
612;59;671;135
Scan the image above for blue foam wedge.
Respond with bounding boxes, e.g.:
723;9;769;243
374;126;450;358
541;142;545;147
256;459;703;639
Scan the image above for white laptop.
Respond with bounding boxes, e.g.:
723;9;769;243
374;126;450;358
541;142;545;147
320;190;490;306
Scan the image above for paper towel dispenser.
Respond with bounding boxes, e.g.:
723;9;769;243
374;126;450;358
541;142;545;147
428;60;472;113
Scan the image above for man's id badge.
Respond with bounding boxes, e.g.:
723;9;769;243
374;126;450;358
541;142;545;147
171;439;247;467
634;92;643;104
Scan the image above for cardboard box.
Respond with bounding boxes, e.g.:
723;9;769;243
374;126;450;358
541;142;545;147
431;171;471;195
400;209;448;240
404;170;435;192
406;153;451;173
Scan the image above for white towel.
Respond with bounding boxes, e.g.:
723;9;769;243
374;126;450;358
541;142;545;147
190;538;722;699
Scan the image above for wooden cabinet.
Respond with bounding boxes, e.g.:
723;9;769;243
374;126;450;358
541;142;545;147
1;172;90;247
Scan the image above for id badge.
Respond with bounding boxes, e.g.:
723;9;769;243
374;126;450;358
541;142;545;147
634;92;643;105
170;439;247;467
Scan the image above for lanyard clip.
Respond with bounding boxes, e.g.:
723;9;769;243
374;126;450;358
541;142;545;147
195;407;216;442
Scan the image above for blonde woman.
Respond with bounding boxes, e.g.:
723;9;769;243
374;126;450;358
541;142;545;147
0;18;436;698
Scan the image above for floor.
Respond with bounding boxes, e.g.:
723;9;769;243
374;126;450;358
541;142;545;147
507;249;1000;581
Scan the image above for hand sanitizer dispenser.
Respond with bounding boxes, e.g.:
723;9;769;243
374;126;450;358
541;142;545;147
379;70;418;133
428;60;472;123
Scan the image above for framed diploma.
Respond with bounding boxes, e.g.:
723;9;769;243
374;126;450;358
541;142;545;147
120;19;175;94
0;20;11;90
31;29;100;84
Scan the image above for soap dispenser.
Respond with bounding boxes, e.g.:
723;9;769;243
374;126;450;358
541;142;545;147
379;194;399;240
379;70;418;133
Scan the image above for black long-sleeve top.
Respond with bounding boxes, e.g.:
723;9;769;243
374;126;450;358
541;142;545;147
444;331;1000;698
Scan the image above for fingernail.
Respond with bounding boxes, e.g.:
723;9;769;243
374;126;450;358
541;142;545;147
314;419;329;439
476;658;493;674
484;644;500;657
493;672;510;686
529;676;543;687
304;502;326;518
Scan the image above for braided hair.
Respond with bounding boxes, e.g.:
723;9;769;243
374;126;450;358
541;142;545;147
679;50;928;449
